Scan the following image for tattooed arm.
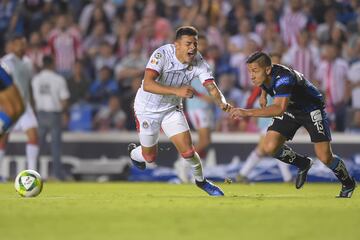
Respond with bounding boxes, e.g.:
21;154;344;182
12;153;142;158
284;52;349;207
204;81;232;112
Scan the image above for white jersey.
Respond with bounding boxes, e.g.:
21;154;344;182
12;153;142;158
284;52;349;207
134;44;214;113
1;53;33;103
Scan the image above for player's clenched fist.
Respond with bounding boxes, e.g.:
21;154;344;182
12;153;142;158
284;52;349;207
176;85;195;98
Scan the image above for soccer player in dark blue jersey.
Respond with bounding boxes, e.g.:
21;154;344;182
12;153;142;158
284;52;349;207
0;63;24;136
230;52;356;198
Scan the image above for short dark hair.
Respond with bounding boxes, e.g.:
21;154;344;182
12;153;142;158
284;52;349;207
42;55;54;67
246;51;272;67
6;32;25;42
175;26;198;40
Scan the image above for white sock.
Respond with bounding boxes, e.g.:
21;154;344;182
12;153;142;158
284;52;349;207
240;149;262;176
130;146;146;162
184;152;204;182
0;149;5;178
26;144;39;170
277;161;293;182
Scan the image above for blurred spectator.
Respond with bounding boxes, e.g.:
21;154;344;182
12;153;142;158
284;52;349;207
93;95;127;131
32;55;70;181
88;66;119;104
316;7;346;44
93;41;117;76
230;38;258;92
48;14;83;77
280;0;309;46
83;22;116;60
121;77;141;130
84;6;112;36
67;60;91;105
228;18;262;54
113;22;134;59
315;43;350;132
79;0;115;35
0;0;19;55
114;41;147;89
282;30;320;80
26;31;47;73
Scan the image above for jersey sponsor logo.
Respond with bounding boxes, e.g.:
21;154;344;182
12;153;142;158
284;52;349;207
155;52;162;59
310;109;324;135
275;76;291;88
142;120;149;129
150;58;158;65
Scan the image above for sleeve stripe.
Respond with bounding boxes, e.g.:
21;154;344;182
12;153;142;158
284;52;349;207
145;68;160;75
274;94;290;97
202;79;215;86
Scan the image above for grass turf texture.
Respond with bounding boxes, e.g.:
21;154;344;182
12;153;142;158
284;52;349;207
0;182;358;240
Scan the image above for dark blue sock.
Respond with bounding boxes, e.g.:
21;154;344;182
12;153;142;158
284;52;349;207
328;155;353;186
274;144;310;170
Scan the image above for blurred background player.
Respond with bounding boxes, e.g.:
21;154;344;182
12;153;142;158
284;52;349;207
128;26;232;196
237;53;292;183
32;55;70;181
0;33;39;174
176;34;215;182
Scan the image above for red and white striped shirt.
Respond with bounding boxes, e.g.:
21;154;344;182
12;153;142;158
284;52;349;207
48;28;82;73
316;58;349;107
282;44;320;80
280;7;307;46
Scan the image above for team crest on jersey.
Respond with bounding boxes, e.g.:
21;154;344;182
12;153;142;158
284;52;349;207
142;121;149;129
155;52;162;59
150;58;158;65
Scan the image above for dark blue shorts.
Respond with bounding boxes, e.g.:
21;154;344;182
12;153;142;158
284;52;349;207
268;107;332;143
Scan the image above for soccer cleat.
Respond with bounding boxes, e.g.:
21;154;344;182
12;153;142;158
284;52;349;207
196;179;224;196
295;157;313;189
128;143;146;170
336;178;356;198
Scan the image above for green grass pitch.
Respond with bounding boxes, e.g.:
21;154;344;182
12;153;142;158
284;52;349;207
0;182;359;240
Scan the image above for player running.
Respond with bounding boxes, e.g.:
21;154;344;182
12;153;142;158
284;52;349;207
230;52;356;198
128;26;232;196
0;33;39;172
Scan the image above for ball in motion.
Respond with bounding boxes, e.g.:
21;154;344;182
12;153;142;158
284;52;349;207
14;170;43;197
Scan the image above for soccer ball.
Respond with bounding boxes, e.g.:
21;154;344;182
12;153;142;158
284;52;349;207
14;170;43;197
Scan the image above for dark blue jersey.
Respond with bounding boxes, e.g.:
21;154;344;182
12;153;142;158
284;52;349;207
0;65;13;90
261;64;324;112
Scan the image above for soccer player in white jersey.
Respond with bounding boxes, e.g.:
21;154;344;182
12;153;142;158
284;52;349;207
128;26;232;196
0;34;39;173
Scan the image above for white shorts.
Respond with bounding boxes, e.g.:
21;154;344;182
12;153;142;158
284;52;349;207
187;108;213;130
135;108;190;147
12;103;38;132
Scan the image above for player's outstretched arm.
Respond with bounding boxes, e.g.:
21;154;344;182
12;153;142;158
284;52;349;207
143;69;195;98
204;81;232;112
230;96;289;119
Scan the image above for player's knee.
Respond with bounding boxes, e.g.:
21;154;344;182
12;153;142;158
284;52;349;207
263;142;279;156
181;146;195;158
142;152;157;163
